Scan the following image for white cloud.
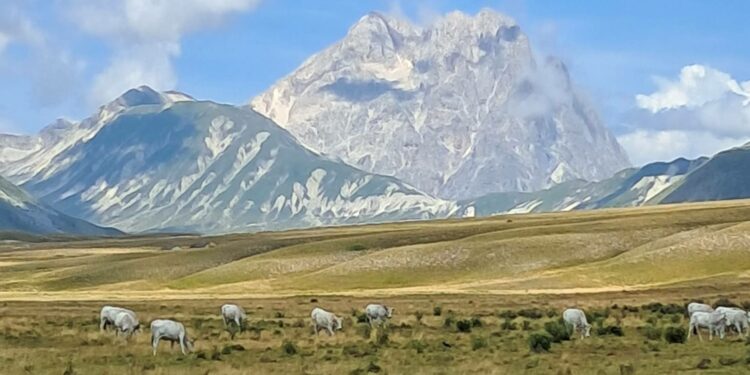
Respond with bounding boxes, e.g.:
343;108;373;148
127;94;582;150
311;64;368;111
69;0;261;104
636;64;750;112
618;130;744;166
620;65;750;165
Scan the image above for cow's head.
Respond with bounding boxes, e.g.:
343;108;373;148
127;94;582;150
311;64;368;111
335;316;343;331
185;336;195;352
386;306;394;318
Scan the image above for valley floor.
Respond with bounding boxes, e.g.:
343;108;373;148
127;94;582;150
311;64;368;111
2;200;750;373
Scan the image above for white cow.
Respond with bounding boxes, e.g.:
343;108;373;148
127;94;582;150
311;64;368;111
113;311;140;338
150;319;194;356
688;311;727;341
563;308;591;339
100;306;137;332
221;304;247;330
365;304;394;327
715;307;749;336
687;302;713;316
311;307;343;336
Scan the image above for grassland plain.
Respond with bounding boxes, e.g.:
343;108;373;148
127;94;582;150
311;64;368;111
3;201;750;373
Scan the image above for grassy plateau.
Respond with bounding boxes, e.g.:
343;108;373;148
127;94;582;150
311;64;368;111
2;200;750;373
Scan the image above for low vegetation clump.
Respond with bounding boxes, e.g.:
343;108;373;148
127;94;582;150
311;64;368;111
471;336;488;351
528;332;553;353
456;319;473;333
346;244;368;252
281;340;298;356
543;321;571;343
433;306;443;316
517;308;545;320
664;326;687;344
595;325;624;337
641;325;663;341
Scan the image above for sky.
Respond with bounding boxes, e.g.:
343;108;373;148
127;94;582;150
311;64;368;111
0;0;748;166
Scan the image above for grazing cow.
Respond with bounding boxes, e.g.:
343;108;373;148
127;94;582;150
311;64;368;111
113;311;140;338
311;307;343;336
715;307;749;336
563;308;591;339
150;319;194;356
688;311;727;341
687;302;713;317
221;304;247;331
365;304;394;327
100;306;137;332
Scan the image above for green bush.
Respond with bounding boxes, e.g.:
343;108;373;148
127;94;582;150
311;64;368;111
528;332;553;353
346;244;367;251
595;325;624;337
356;324;372;339
517;308;544;320
470;316;483;327
498;310;518;319
664;326;687;344
443;316;455;328
641;325;663;341
355;312;368;324
414;311;424;323
433;306;443;316
456;320;472;333
713;298;739;308
501;319;517;331
281;340;298;355
543;321;571;343
471;336;488;351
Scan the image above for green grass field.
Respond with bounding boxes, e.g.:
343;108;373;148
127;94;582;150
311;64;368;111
2;200;750;373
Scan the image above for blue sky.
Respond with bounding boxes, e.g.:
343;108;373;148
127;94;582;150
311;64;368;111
1;0;748;165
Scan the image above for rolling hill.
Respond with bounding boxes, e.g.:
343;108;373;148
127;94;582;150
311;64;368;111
2;199;750;298
0;175;120;236
0;87;455;234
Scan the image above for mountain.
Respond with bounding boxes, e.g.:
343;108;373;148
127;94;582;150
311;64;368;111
462;157;708;217
658;143;750;204
0;175;120;236
251;10;630;199
0;87;456;234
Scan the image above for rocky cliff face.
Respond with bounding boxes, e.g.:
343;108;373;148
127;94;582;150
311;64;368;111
252;10;630;199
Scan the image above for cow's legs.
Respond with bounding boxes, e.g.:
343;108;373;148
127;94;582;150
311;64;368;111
327;326;334;336
179;334;187;355
152;336;160;356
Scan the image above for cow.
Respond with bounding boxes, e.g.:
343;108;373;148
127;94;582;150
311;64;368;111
100;306;137;332
113;310;140;338
715;307;749;336
221;304;247;330
687;302;713;317
150;319;194;356
563;308;591;339
688;311;727;341
311;307;343;336
365;304;394;328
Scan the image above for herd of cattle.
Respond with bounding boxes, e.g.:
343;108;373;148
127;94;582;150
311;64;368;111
98;302;750;356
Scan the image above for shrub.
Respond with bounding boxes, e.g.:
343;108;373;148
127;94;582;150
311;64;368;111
664;326;687;344
714;298;739;308
355;312;368;324
543;321;571;343
517;308;544;320
470;316;483;327
498;310;518;320
443;316;455;328
641;325;663;341
433;306;443;316
501;319;518;331
281;340;298;355
346;244;367;251
471;336;488;351
528;332;553;353
456;320;472;333
595;325;624;337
